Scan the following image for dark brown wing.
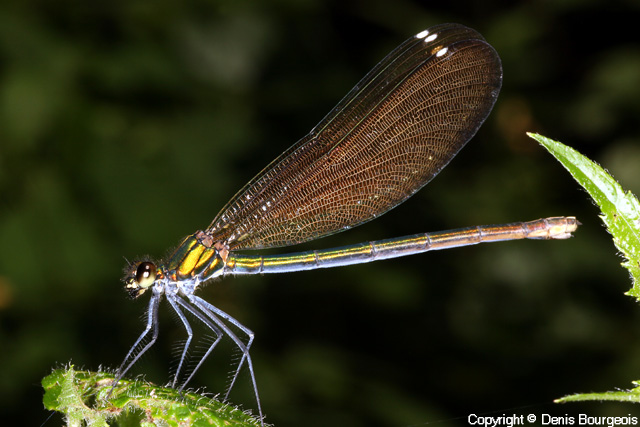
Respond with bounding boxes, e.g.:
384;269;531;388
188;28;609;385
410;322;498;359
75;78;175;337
206;24;502;250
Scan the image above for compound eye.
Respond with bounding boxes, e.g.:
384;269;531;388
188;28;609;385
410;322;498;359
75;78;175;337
135;262;156;288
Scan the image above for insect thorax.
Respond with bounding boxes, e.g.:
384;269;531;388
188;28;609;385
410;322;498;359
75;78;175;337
123;231;227;298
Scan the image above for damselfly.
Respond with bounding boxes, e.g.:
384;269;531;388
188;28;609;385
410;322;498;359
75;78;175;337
112;23;578;424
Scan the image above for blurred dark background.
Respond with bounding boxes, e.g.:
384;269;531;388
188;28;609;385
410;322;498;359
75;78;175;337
2;1;640;426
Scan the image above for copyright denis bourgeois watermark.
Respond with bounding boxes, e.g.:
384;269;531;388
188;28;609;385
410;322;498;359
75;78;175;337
467;414;638;427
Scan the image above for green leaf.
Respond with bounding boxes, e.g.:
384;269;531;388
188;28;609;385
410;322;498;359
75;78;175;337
556;381;640;404
529;132;640;298
530;133;640;406
42;366;263;427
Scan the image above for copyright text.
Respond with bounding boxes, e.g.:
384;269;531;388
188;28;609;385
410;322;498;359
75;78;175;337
467;413;638;427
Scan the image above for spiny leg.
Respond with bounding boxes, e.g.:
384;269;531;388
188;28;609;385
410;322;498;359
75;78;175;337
188;295;261;422
165;295;195;388
112;293;161;388
172;294;223;390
